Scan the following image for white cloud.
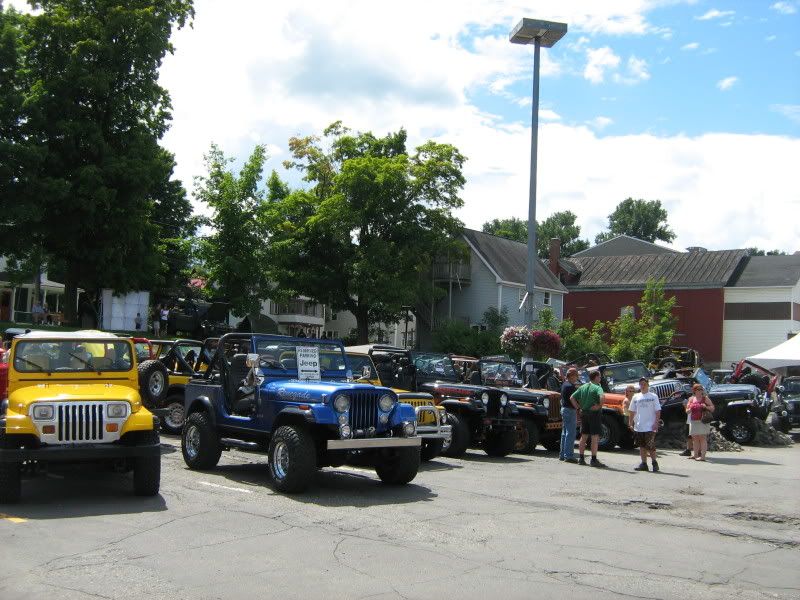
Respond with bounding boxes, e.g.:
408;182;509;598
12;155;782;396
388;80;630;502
588;116;614;130
717;76;739;91
771;104;800;124
695;9;735;21
765;35;778;42
613;56;650;85
681;42;700;51
771;2;797;15
583;47;621;84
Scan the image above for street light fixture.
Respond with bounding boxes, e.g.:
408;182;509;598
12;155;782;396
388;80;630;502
509;18;567;325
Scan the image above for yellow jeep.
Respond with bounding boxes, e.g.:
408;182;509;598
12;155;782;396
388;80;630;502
347;351;451;461
0;330;161;503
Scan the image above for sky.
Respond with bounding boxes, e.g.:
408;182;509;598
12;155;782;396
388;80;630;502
10;0;800;252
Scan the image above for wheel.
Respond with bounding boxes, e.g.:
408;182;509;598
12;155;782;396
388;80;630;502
375;447;420;485
442;412;470;458
133;430;161;497
724;419;756;445
541;436;561;452
484;429;517;457
138;360;168;408
182;412;222;470
598;414;621;451
0;429;21;503
519;419;540;454
268;425;317;493
161;395;186;435
619;429;636;450
658;357;678;371
420;439;444;462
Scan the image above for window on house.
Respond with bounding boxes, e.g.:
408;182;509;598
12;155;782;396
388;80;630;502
330;312;337;321
518;288;525;304
543;292;551;306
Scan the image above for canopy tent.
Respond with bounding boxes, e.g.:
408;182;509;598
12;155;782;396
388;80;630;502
746;333;800;370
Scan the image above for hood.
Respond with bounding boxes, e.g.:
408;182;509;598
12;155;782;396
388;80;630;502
707;383;759;399
264;379;391;402
9;383;140;404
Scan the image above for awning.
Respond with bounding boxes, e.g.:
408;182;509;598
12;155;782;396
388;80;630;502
746;333;800;369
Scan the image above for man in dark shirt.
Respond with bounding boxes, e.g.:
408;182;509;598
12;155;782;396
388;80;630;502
559;368;580;463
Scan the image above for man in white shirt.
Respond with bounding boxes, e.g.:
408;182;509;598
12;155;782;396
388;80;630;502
628;377;661;472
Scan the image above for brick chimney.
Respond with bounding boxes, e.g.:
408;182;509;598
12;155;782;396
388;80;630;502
548;237;561;275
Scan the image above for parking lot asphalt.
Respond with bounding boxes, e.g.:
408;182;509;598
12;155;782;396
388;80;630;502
1;435;798;600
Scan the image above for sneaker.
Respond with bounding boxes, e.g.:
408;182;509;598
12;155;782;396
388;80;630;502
651;460;659;472
578;456;587;465
559;456;565;461
634;462;649;471
590;457;607;468
679;449;691;457
564;457;578;464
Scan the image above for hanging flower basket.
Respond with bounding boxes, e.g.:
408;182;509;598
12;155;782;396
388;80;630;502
500;326;531;358
528;329;561;361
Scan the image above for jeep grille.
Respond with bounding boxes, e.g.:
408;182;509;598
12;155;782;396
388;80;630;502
58;402;105;442
650;381;682;401
348;391;382;431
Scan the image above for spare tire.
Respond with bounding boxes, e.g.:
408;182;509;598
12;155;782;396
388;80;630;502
138;360;168;408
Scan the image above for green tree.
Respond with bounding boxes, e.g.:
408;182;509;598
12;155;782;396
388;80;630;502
267;122;466;343
535;306;557;331
557;318;610;361
745;248;788;256
536;211;590;258
481;217;527;243
195;144;271;318
1;0;194;322
595;198;675;244
607;278;676;361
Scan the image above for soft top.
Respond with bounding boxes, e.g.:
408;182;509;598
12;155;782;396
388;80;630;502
345;344;406;354
15;329;120;340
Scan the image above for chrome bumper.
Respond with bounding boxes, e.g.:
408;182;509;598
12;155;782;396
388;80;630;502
417;423;452;440
327;437;421;450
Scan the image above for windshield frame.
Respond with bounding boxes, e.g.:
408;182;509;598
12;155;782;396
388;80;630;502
12;338;135;374
478;359;524;388
253;335;351;380
410;352;460;382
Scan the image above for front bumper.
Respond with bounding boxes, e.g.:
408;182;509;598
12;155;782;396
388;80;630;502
485;417;519;432
414;406;452;440
327;437;421;450
0;442;161;463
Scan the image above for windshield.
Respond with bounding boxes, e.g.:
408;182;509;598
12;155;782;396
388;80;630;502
695;369;713;390
411;352;458;381
254;337;348;378
13;339;133;373
480;360;523;387
783;378;800;394
348;354;376;380
602;362;650;384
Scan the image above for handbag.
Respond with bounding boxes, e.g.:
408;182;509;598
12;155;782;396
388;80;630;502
701;407;713;424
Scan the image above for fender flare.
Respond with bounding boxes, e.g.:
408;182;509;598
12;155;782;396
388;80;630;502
186;395;216;427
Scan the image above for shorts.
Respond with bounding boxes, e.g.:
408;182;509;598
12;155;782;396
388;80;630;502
634;431;656;451
580;409;602;436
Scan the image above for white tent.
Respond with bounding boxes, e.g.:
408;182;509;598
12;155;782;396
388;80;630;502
746;333;800;370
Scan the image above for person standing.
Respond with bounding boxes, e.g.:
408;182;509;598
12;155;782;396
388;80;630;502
559;368;580;463
160;305;170;335
572;370;606;468
622;384;635;416
152;305;161;336
687;384;714;461
134;312;143;330
628;377;661;472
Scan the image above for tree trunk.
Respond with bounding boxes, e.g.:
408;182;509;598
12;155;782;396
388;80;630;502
355;305;369;344
63;270;79;326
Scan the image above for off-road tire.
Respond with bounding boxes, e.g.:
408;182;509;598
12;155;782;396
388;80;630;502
0;428;21;503
161;395;186;435
658;357;679;371
598;413;621;451
520;419;541;454
442;412;470;458
131;429;160;496
138;360;169;408
620;428;636;449
722;419;756;445
484;429;517;457
268;425;317;493
541;435;561;452
420;439;444;462
182;412;222;470
375;447;420;485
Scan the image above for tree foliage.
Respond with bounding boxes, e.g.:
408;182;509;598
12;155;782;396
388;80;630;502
536;211;590;258
482;217;527;243
432;307;507;357
266;122;466;343
556;319;609;361
745;248;788;256
595;198;675;244
0;0;195;321
195;144;271;318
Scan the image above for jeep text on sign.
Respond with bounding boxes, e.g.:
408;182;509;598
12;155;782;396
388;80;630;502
297;346;321;381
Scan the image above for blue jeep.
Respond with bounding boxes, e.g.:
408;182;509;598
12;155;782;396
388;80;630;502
180;334;421;493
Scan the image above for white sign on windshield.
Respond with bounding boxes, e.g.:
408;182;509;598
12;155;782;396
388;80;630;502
296;346;321;381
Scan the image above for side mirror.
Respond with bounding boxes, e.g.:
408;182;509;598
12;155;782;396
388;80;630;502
362;365;372;379
246;353;260;368
777;385;785;394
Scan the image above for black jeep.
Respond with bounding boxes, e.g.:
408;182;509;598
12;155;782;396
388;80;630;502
168;299;231;339
347;345;520;458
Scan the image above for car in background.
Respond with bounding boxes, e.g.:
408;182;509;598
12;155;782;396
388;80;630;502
648;345;702;372
167;299;231;339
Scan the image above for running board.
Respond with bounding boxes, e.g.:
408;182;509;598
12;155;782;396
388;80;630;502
220;438;263;452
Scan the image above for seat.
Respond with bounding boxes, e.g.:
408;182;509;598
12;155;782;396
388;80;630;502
281;358;297;370
469;370;482;385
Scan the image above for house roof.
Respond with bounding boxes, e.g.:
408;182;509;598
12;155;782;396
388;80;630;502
731;255;800;287
462;229;567;292
564;249;748;290
572;235;679;257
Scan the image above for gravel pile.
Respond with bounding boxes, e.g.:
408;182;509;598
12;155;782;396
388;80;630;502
750;418;794;446
707;429;743;452
655;420;744;452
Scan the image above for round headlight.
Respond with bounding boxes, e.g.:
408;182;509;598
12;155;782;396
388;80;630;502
32;404;54;420
379;414;389;424
402;421;416;437
339;425;352;439
439;410;447;424
334;395;350;413
500;394;508;406
542;398;550;409
378;394;394;412
481;392;489;405
338;414;347;425
106;403;128;419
